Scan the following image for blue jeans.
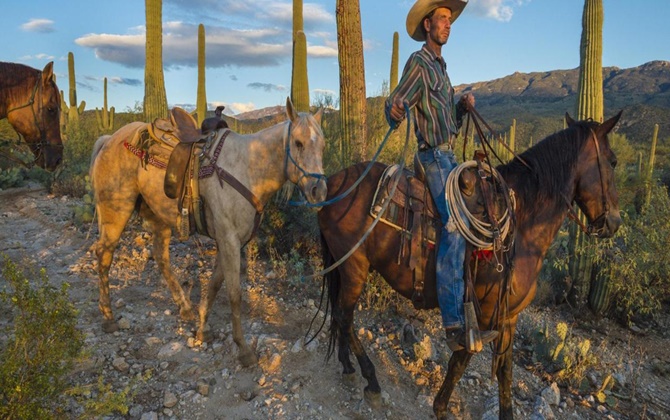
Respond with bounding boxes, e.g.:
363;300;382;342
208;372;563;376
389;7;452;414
418;147;466;329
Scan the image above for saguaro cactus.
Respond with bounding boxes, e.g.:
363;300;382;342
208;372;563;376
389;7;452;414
196;23;208;127
291;0;309;112
390;31;399;93
60;52;86;130
568;0;604;311
336;0;367;164
95;77;115;132
644;123;659;208
144;0;168;122
508;118;516;161
291;31;310;113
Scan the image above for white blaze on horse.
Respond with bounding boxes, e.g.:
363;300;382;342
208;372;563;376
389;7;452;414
90;97;327;366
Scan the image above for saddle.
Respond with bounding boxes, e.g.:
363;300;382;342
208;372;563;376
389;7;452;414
370;153;494;309
152;107;227;240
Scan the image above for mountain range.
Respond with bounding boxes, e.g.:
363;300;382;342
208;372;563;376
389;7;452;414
236;60;669;145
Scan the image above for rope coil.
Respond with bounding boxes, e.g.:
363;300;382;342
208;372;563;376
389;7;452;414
445;160;515;250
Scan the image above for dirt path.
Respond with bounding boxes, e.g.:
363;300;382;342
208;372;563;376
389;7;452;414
1;185;668;419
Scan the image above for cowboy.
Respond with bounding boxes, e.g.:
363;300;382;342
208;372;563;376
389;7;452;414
385;0;498;351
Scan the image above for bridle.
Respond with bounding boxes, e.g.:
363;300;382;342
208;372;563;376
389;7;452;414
564;128;611;237
283;120;327;186
5;70;54;162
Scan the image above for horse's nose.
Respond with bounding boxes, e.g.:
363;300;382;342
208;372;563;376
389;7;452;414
607;212;622;236
310;178;328;204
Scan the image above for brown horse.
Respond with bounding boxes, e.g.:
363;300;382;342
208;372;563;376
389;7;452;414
90;98;327;366
0;62;63;171
318;112;622;419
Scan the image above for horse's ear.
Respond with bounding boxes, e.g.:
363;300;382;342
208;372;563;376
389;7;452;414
598;110;623;136
313;107;324;125
42;61;55;84
286;97;299;122
565;112;576;127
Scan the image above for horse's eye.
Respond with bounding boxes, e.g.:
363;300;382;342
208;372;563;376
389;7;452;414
295;140;304;151
47;106;57;114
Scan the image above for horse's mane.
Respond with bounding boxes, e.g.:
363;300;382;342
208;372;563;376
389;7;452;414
0;62;39;87
497;121;596;217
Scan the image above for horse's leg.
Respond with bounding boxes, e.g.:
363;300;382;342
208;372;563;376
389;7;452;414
94;201;135;333
139;205;195;321
335;263;382;407
433;350;474;419
495;317;518;420
198;240;257;367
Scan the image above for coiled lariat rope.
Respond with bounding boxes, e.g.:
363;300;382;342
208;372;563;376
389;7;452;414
445;160;516;251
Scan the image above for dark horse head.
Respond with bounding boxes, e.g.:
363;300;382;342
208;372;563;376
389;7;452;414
0;61;63;171
566;111;622;238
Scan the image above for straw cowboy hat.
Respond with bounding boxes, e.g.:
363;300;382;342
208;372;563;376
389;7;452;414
406;0;468;42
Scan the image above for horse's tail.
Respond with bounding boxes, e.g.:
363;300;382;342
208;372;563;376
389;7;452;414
322;232;341;361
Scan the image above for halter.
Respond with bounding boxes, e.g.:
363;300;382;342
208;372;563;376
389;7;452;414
5;71;51;162
564;128;611;237
283;120;327;186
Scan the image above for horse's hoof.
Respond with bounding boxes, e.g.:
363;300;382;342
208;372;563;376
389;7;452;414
179;307;196;321
196;329;214;343
342;373;357;387
364;388;382;409
102;319;119;333
238;349;258;367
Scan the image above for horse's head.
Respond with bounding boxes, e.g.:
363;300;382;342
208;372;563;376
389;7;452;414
567;111;623;238
6;62;63;171
283;97;328;205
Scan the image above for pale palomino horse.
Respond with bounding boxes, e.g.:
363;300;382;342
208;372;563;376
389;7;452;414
90;98;327;366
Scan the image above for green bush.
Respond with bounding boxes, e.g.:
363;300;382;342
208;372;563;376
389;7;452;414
0;256;84;419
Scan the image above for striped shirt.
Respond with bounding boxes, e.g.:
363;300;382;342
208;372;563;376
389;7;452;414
386;44;465;148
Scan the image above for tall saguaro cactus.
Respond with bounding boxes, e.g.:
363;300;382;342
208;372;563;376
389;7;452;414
196;24;208;127
508;118;516;161
568;0;604;311
291;0;310;112
336;0;367;164
95;77;115;132
390;31;399;93
644;123;659;208
60;52;86;131
144;0;168;122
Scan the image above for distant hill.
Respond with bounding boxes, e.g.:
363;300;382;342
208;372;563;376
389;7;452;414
454;60;670;143
229;61;670;145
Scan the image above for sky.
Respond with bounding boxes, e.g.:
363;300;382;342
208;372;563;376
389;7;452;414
1;0;668;116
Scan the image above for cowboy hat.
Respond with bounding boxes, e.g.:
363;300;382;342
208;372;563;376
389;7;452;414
406;0;468;42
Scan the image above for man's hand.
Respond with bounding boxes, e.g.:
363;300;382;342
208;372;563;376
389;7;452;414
389;98;406;122
459;93;475;112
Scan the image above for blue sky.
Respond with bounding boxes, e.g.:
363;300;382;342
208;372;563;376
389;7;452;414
1;0;668;116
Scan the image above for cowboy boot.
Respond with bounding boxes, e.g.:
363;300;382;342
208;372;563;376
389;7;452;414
445;325;498;352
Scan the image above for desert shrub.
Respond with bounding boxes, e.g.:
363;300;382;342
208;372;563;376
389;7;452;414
596;182;670;325
0;256;84;419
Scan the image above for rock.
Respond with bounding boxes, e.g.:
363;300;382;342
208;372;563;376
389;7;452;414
145;336;162;346
158;341;184;358
197;381;210;396
540;382;560;406
112;357;130;372
140;412;158;420
531;395;555;419
118;317;131;330
267;353;281;373
291;338;303;353
164;391;178;408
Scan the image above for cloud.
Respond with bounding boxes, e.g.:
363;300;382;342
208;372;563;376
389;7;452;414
76;1;337;69
76;22;292;69
468;0;528;22
247;82;287;93
21;18;55;33
109;76;142;87
18;53;55;61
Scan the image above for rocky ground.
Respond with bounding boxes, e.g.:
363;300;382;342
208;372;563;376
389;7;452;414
1;184;669;420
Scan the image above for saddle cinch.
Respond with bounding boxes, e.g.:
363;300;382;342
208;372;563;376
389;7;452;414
149;107;228;240
370;153;487;309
